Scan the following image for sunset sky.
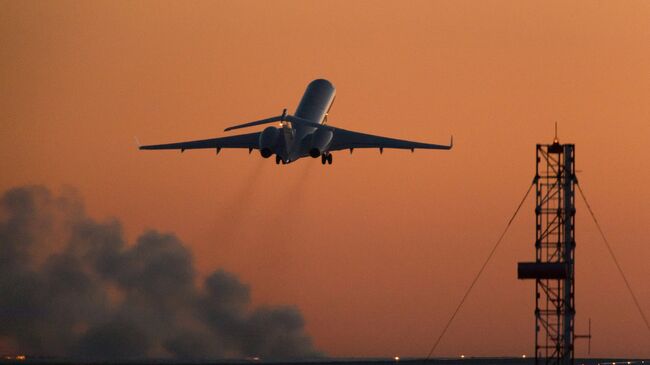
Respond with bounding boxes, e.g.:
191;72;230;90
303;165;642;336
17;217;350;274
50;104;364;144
1;0;649;358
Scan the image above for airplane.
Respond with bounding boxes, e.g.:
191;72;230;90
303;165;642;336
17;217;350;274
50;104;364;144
139;79;452;165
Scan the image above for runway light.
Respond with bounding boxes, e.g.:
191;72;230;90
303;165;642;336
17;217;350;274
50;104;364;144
522;355;526;358
394;356;400;361
16;355;26;361
461;355;465;359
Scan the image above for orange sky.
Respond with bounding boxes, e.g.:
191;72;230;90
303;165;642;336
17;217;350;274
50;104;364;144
1;0;649;358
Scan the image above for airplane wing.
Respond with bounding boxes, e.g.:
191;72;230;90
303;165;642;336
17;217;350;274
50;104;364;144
328;127;452;151
139;132;261;152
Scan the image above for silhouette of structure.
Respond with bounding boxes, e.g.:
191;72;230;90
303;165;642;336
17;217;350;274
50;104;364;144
518;139;577;365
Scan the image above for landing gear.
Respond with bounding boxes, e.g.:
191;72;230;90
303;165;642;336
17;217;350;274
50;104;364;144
275;155;281;165
321;153;333;165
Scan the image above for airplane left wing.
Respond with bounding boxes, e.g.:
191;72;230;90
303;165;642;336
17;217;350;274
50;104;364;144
139;132;261;152
328;127;452;151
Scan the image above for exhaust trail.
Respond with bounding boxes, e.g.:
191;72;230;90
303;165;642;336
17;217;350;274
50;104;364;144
212;158;267;249
275;161;315;220
251;162;316;267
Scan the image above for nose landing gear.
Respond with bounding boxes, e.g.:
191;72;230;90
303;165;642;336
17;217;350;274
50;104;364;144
321;153;333;165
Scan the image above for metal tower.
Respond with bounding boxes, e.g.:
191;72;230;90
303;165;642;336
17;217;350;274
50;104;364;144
518;140;576;365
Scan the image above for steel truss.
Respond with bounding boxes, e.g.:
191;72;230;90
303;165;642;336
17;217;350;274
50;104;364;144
533;142;576;365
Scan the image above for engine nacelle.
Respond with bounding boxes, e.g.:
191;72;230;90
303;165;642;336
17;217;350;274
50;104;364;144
259;126;280;158
308;128;334;158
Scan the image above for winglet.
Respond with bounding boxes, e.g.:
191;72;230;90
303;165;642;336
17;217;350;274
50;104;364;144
450;135;454;148
134;136;142;149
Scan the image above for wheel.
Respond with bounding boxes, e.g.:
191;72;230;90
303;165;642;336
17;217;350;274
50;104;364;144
321;154;326;165
327;153;333;165
275;155;281;165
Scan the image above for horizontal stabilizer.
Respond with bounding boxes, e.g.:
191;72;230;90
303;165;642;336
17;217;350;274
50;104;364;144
224;115;284;132
224;114;326;132
285;115;326;129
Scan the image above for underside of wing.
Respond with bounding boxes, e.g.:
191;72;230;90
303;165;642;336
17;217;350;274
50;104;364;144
139;132;260;151
328;127;452;151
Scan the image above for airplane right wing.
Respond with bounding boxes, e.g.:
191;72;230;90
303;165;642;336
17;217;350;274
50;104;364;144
327;127;453;151
139;132;261;152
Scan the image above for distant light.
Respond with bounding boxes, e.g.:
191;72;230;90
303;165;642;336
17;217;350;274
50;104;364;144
522;355;527;358
16;355;26;361
461;355;465;359
394;356;400;361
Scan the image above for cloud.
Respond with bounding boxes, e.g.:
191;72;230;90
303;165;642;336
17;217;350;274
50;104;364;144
0;185;321;360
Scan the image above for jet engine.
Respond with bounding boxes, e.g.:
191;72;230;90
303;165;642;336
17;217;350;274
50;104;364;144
259;126;280;158
309;129;334;158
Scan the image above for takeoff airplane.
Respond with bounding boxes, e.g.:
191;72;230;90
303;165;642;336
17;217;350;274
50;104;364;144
139;79;452;164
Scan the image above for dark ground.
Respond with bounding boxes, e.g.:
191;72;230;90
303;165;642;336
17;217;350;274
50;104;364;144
0;357;646;365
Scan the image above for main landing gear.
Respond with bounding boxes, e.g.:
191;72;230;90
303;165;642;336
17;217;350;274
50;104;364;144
321;153;333;165
275;155;290;164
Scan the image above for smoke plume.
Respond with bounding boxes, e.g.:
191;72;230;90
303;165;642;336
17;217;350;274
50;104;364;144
0;185;321;360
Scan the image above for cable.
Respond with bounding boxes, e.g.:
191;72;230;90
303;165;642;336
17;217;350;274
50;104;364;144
425;181;535;359
576;183;650;333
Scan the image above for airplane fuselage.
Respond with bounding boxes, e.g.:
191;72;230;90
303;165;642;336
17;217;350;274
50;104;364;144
270;79;336;164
